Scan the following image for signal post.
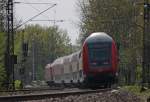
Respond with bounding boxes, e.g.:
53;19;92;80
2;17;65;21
143;0;150;88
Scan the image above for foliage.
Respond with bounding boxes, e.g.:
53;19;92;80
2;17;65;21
14;24;73;82
122;85;150;101
0;32;6;89
14;80;22;90
78;0;144;85
136;65;142;81
0;0;6;32
0;1;7;89
78;0;143;46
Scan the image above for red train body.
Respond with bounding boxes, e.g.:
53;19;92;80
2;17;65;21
82;32;118;87
45;32;119;87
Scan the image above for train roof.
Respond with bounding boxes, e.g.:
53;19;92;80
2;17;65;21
69;51;80;62
50;51;80;67
45;64;51;69
85;32;113;43
51;56;65;66
63;56;70;63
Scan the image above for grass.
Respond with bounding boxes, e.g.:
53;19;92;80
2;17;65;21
121;85;150;101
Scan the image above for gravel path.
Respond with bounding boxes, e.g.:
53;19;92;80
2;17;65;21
25;89;143;102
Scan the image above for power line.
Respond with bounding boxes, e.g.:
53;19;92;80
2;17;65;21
14;2;54;5
22;0;51;22
30;20;64;22
15;3;57;29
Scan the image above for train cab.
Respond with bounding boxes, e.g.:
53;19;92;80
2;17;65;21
82;32;118;87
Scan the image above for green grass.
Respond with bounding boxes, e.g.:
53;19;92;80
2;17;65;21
122;85;150;101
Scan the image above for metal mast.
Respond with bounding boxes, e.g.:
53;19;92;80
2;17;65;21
5;0;15;90
142;0;150;88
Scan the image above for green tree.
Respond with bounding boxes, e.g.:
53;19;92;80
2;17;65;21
14;24;73;83
0;1;7;89
78;0;144;84
0;32;6;89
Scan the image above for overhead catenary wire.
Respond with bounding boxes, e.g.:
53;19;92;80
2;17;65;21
15;3;57;30
22;0;52;23
30;20;64;22
14;2;54;5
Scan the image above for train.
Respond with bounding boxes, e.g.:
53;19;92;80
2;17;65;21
45;32;119;88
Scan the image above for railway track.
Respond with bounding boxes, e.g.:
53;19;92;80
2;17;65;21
0;88;115;102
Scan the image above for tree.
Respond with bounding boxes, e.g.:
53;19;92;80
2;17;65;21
0;32;6;89
0;1;7;89
14;24;73;83
78;0;144;84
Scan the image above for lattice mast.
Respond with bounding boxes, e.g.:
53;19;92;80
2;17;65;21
5;0;15;90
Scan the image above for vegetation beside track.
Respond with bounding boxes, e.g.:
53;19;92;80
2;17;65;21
121;85;150;101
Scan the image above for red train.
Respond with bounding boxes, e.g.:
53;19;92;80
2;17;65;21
45;32;119;88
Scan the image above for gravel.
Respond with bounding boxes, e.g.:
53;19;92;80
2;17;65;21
24;89;144;102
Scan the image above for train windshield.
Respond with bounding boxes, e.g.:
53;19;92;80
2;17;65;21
88;43;111;67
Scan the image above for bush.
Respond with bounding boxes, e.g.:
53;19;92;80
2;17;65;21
14;80;23;90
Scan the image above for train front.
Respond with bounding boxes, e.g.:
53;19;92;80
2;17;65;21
82;32;118;87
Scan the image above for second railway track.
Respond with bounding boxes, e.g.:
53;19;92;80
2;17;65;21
0;88;116;102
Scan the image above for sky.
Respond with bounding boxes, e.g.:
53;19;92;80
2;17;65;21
14;0;80;44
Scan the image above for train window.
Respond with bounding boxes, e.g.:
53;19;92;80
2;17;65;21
88;43;111;67
78;62;79;70
69;65;73;72
61;68;64;74
79;70;82;77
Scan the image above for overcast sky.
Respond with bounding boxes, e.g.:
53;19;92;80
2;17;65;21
14;0;80;44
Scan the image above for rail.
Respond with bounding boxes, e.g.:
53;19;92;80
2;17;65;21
0;88;112;102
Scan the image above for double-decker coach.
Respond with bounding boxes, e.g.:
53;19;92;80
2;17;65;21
82;32;118;87
45;32;119;88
